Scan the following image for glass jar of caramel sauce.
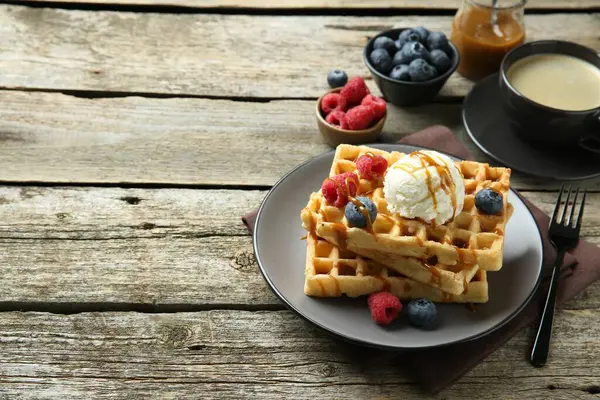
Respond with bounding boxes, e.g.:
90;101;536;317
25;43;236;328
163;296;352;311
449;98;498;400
451;0;526;81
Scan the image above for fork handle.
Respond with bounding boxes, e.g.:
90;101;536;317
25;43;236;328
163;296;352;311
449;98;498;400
530;249;566;368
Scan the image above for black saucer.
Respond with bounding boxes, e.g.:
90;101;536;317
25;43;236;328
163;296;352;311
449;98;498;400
463;73;600;180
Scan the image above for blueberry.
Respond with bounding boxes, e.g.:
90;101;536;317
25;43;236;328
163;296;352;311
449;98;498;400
408;58;438;82
474;188;504;215
406;298;437;330
369;48;393;74
394;39;403;52
327;69;348;88
344;197;377;228
397;29;421;47
429;49;451;73
394;42;430;66
373;36;397;55
389;64;410;81
427;31;451;53
413;26;430;43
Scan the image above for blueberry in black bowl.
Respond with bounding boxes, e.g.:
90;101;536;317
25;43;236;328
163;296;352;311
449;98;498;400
389;64;410;81
427;31;451;53
408;59;438;82
397;28;421;47
429;49;451;73
327;69;348;88
413;26;430;43
373;36;397;55
370;48;393;74
363;27;459;106
394;41;430;66
475;188;504;215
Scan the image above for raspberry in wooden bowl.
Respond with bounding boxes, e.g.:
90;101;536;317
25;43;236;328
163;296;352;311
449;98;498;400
316;77;387;148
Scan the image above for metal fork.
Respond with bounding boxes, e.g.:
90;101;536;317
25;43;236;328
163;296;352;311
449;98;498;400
530;185;586;368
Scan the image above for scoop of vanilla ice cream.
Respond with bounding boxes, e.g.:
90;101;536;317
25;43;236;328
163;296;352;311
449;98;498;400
383;150;465;225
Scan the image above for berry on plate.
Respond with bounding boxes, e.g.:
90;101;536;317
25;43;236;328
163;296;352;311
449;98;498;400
356;153;388;180
360;95;387;121
406;298;437;329
340;76;370;106
369;48;393;75
368;292;402;326
474;188;504;215
429;49;451;73
345;196;377;228
346;105;377;130
325;110;349;130
321;172;359;207
373;36;397;55
389;64;410;81
321;93;347;114
408;58;438;82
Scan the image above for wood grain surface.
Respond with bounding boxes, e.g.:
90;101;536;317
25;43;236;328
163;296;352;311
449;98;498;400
0;6;598;99
1;90;600;189
0;2;599;398
12;0;600;9
1;186;599;309
0;310;598;399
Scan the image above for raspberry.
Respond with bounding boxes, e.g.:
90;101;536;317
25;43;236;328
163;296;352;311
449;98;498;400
325;110;349;130
368;292;402;326
360;95;387;121
346;105;377;130
321;172;359;207
340;76;370;106
356;154;388;180
321;93;348;114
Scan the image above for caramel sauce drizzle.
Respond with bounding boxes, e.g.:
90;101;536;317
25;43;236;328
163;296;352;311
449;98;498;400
462;275;469;294
329;275;341;296
390;151;460;223
348;196;375;236
442;291;453;302
403;281;412;292
331;222;348;251
423;259;442;285
316;280;327;297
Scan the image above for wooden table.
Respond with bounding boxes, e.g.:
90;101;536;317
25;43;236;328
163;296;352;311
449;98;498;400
0;1;599;398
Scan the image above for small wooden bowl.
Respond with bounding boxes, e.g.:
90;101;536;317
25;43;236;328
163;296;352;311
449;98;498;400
315;88;387;148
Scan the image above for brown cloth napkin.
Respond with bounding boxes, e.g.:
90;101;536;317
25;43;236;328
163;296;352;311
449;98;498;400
242;125;600;394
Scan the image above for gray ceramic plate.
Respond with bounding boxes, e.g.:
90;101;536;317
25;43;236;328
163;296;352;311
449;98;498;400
254;144;544;349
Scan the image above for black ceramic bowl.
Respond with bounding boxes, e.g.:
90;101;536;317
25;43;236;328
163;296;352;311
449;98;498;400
364;28;459;107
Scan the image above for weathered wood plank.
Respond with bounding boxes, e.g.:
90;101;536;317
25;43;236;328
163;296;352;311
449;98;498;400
0;310;598;399
2;91;600;189
0;6;598;98
13;0;600;10
1;186;599;309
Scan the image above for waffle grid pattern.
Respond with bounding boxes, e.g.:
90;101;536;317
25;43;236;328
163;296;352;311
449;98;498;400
307;144;512;270
304;235;488;303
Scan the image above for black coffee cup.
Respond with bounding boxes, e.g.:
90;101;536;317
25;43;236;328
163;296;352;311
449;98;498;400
499;40;600;154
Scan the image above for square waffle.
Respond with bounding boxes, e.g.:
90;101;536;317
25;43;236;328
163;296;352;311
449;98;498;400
305;234;488;303
301;144;512;270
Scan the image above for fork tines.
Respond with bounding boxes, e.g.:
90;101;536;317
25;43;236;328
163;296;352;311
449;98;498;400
552;185;587;229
